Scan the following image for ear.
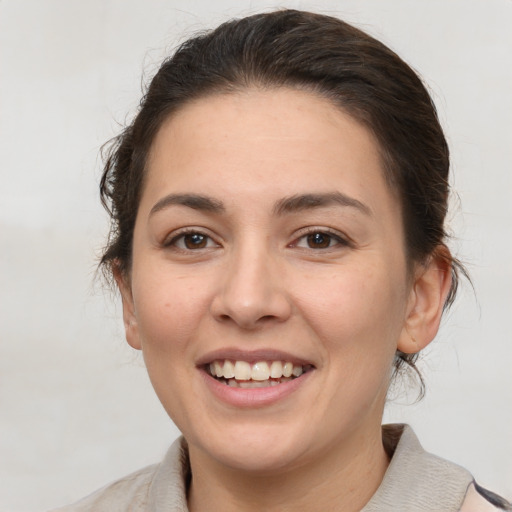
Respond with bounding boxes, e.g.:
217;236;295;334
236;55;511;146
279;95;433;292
113;264;142;350
398;246;453;354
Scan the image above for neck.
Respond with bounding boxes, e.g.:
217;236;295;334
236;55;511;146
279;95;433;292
187;425;389;512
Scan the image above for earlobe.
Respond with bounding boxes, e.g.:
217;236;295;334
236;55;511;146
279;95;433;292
398;247;453;354
113;264;142;351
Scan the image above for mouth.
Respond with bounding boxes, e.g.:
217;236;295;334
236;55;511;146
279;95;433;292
205;359;315;388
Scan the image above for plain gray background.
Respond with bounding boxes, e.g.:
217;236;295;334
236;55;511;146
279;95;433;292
1;1;511;510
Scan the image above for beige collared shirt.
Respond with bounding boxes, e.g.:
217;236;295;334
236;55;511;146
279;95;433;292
50;425;510;512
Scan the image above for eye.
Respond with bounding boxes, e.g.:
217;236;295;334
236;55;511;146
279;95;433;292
167;231;218;250
293;230;347;250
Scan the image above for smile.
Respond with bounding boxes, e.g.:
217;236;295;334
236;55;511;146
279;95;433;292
206;359;314;388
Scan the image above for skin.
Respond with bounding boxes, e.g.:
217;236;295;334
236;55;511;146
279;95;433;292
117;88;451;512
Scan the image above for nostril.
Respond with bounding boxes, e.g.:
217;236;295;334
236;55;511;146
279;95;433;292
260;315;278;322
215;312;283;329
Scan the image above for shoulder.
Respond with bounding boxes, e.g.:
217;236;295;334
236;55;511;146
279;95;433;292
48;463;158;512
363;424;511;512
461;482;512;512
48;437;190;512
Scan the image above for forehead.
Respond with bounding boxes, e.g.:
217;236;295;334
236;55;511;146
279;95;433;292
143;87;396;216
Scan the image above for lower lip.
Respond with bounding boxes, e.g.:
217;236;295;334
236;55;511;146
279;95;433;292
199;370;313;408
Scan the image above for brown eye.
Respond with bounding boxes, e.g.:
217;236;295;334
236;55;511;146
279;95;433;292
306;232;333;249
183;233;208;249
292;230;348;250
168;231;218;250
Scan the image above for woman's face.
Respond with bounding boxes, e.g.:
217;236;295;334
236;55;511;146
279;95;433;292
121;88;416;473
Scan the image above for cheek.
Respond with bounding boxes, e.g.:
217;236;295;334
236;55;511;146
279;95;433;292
295;261;407;355
129;269;213;426
131;269;212;355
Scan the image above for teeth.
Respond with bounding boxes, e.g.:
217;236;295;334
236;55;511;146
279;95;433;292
210;362;225;378
223;376;296;388
234;361;252;380
282;362;293;378
251;361;270;381
214;361;224;378
270;361;283;378
292;365;303;377
209;359;311;383
239;380;268;388
222;360;235;379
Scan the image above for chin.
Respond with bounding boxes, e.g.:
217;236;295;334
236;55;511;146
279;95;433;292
190;422;314;473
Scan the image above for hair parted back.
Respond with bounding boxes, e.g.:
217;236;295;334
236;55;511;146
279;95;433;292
99;9;465;387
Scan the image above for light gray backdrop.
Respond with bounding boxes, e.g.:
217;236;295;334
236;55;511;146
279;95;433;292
1;1;511;510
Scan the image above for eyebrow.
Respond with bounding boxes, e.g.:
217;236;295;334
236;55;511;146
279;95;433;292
150;193;225;216
149;191;371;217
273;192;372;217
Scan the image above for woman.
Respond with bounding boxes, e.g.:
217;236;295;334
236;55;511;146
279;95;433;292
53;9;510;512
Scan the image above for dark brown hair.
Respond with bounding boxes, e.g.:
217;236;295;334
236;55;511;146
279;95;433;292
99;9;465;388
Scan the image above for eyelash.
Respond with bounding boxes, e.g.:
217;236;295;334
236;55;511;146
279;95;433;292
164;228;219;251
164;227;350;252
290;228;350;250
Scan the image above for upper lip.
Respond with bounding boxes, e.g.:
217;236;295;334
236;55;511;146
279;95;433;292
196;348;315;367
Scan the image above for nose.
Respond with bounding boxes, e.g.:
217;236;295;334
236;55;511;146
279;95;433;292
210;242;292;330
